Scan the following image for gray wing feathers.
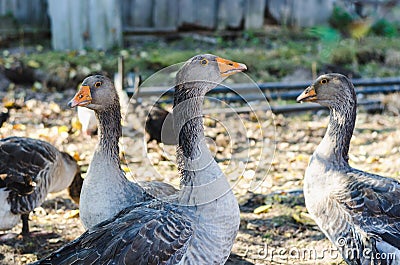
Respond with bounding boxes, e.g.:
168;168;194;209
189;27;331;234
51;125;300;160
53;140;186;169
0;137;57;190
33;201;194;265
343;171;400;246
0;137;59;214
326;170;400;263
139;181;178;198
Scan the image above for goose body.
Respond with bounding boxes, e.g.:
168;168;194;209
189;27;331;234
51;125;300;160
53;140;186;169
32;54;246;264
0;136;82;234
297;73;400;264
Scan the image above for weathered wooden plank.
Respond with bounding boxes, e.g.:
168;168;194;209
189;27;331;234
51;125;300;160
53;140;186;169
194;0;217;29
121;0;134;27
0;0;48;28
217;0;244;29
178;0;217;29
244;0;265;29
0;14;18;40
292;0;334;27
177;0;196;26
48;0;80;50
0;0;17;17
124;26;178;33
88;0;123;49
132;0;154;27
48;0;122;50
18;0;48;26
153;0;178;29
267;0;335;27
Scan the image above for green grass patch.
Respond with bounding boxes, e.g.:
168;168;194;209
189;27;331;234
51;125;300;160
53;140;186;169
1;30;400;90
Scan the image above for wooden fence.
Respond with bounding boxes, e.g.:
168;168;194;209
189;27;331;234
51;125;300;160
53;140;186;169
4;0;391;50
0;0;49;29
121;0;265;32
0;0;49;40
1;0;270;49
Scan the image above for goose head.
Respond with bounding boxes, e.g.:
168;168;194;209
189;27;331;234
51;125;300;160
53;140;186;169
175;54;247;95
296;73;357;108
68;75;118;111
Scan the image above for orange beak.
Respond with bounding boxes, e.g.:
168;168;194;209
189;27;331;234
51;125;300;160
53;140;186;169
296;86;317;103
68;85;92;108
216;57;247;77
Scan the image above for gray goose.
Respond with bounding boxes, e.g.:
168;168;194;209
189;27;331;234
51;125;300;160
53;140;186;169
68;75;177;229
31;54;246;265
297;73;400;264
0;136;82;235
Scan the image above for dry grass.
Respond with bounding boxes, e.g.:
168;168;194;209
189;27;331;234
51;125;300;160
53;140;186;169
0;89;399;265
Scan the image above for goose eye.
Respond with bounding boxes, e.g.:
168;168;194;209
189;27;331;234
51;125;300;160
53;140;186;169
94;82;102;88
320;79;328;84
200;59;208;65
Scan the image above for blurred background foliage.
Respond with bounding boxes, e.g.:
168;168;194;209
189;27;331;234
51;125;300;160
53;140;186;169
0;1;400;92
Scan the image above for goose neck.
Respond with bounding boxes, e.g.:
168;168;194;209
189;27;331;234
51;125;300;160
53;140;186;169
173;84;218;182
94;105;122;165
317;102;356;166
173;83;231;206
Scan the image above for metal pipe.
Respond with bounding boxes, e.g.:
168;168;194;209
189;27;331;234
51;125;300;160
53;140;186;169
201;99;382;115
126;76;400;98
156;85;400;104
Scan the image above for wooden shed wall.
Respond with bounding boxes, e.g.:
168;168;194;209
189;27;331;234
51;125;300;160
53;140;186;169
0;0;49;31
0;0;344;50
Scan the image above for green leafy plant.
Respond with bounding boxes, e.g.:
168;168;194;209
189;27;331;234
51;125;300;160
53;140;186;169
371;19;398;37
329;5;353;32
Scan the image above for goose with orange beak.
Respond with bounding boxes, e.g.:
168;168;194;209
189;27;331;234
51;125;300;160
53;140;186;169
67;75;177;230
297;73;400;264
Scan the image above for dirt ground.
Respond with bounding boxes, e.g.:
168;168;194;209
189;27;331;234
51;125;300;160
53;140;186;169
0;88;399;265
